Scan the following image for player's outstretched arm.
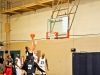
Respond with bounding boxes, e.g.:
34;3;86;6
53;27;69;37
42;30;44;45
32;37;37;50
46;58;49;71
35;62;45;72
32;38;35;46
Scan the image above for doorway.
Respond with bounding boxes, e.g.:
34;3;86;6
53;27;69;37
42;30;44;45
0;51;4;58
10;50;20;75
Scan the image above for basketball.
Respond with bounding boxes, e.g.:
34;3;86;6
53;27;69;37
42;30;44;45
30;34;35;39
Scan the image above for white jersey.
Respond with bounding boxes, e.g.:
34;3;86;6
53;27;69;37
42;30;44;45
33;51;38;63
16;57;21;67
38;57;46;67
33;54;38;63
15;57;22;75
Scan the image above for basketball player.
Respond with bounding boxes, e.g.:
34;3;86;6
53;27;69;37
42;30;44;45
22;35;37;74
27;56;45;75
5;55;13;75
38;53;49;75
26;37;37;61
33;50;38;63
0;55;4;72
15;54;22;75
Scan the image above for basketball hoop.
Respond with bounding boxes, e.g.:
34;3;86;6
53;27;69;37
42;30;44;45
50;32;55;40
46;32;58;39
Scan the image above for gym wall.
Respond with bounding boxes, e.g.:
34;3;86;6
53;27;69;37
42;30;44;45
0;0;100;75
1;0;100;41
4;37;100;75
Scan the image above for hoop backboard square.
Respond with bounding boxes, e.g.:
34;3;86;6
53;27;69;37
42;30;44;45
46;32;58;39
46;16;69;39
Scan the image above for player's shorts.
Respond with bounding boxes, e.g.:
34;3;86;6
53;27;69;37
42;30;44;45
27;73;35;75
5;68;12;75
40;66;46;74
15;66;22;75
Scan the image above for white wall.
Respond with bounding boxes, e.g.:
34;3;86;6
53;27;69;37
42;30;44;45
10;7;52;40
0;22;2;41
1;0;100;41
1;0;100;75
1;14;6;42
70;0;100;38
0;14;2;41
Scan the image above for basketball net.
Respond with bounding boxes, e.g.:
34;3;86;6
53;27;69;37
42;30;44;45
50;32;56;40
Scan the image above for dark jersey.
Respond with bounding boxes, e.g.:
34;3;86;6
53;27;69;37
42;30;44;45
22;59;29;71
26;49;33;61
27;61;45;74
6;59;13;68
22;49;34;71
0;58;4;64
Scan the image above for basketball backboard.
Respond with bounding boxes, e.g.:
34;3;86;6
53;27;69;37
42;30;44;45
46;16;70;39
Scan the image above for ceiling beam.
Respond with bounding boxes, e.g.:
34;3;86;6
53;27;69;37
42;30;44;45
36;2;51;7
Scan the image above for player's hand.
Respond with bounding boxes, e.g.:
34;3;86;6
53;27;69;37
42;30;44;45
9;65;13;67
19;66;22;69
47;68;49;71
45;71;47;74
